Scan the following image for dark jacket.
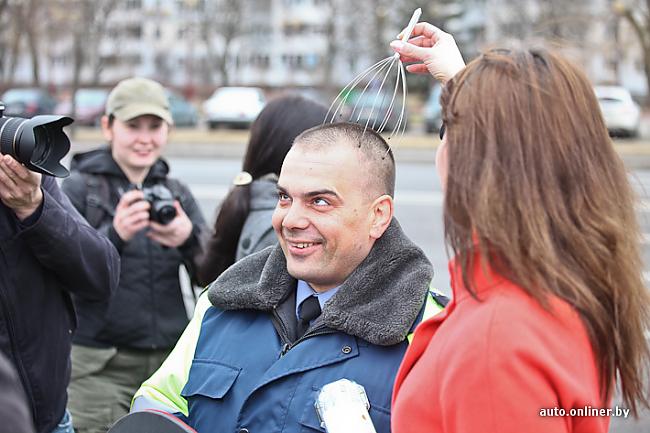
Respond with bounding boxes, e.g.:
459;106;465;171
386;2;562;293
62;147;206;350
0;174;119;433
135;219;434;433
0;351;35;433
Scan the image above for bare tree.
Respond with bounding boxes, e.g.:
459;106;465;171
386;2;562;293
0;0;17;84
0;0;35;85
492;0;594;45
200;0;247;86
43;0;121;132
88;0;122;84
24;0;44;85
321;0;338;88
3;0;46;86
614;0;650;103
321;0;361;89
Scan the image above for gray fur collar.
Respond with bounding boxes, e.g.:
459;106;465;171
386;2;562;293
207;219;433;346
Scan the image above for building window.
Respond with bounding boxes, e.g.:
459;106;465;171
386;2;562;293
53;55;68;66
125;25;142;39
304;54;319;69
249;54;270;69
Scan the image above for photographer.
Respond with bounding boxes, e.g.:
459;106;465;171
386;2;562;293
61;77;205;433
0;151;119;433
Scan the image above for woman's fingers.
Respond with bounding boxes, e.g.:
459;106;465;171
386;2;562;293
405;64;432;75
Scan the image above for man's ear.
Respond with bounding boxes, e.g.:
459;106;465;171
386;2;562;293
369;195;394;239
100;115;113;142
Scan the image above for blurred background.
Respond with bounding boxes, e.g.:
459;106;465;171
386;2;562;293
3;3;650;431
4;0;650;327
1;0;650;138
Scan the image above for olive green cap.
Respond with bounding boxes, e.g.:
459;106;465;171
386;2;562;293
105;77;173;124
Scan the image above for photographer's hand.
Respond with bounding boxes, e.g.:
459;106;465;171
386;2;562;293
147;201;193;248
113;189;150;241
0;154;44;221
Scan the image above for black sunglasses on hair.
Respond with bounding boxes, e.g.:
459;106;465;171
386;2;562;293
439;122;446;140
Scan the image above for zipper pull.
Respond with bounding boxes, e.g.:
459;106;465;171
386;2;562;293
280;343;291;357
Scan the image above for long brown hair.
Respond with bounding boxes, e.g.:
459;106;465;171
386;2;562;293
441;48;650;415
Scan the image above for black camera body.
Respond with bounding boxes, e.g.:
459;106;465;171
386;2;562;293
142;184;177;225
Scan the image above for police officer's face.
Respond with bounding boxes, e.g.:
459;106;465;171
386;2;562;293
103;114;168;172
272;142;392;292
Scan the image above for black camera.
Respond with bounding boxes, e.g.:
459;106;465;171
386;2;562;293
142;184;177;225
0;101;73;178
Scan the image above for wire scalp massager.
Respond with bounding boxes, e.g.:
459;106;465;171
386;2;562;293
325;8;422;140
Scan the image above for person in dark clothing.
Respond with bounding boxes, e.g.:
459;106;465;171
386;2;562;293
0;350;36;433
61;77;206;433
0;153;120;433
196;95;328;286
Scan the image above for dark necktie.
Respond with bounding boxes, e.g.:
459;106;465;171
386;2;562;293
297;295;321;338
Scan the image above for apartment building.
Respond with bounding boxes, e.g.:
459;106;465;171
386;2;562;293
6;0;649;97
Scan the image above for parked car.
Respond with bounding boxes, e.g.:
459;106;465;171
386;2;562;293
166;90;198;127
342;89;405;132
55;88;108;126
423;85;443;134
594;85;641;138
1;88;58;118
203;87;266;129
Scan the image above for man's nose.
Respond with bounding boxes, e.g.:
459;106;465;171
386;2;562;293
282;202;309;230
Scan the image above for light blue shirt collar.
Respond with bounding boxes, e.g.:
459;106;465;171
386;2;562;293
295;280;340;320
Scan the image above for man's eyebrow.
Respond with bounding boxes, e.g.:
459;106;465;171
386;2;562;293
276;185;341;200
304;189;340;199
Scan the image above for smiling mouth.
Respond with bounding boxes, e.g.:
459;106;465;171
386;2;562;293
286;239;323;254
292;242;316;249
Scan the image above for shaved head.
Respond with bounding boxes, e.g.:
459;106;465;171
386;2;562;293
292;122;395;198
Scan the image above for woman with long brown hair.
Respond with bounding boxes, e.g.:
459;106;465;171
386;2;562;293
389;24;650;432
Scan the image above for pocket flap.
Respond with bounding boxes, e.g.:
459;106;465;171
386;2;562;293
181;360;240;399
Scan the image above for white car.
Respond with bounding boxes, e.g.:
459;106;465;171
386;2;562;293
203;87;266;129
594;85;641;138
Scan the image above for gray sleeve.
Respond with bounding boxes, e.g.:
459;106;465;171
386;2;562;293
235;211;277;262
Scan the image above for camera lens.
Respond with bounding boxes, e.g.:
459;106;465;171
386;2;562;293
154;204;176;225
30;125;51;164
143;184;177;225
0;117;28;157
0;111;73;178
